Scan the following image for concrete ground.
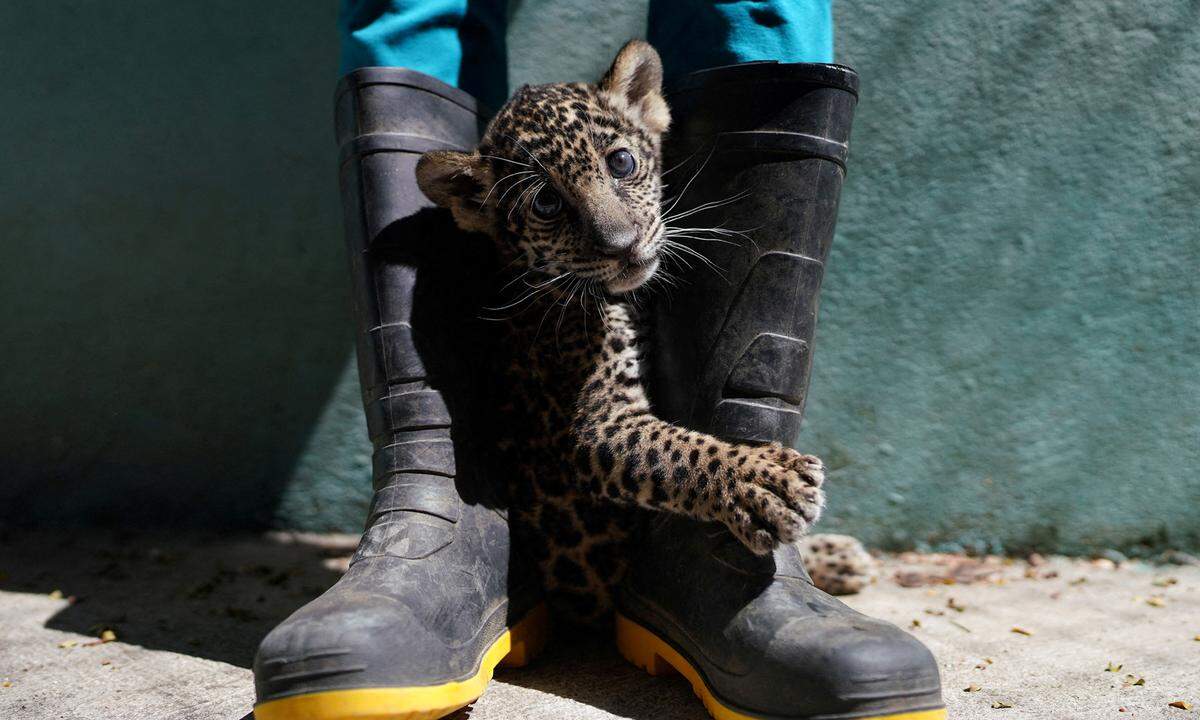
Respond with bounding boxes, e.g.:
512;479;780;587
0;531;1196;720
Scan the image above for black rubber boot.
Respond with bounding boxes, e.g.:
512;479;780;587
618;63;946;720
253;69;546;720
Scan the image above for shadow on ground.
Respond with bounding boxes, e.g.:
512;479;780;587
0;529;351;668
0;529;707;720
486;627;707;720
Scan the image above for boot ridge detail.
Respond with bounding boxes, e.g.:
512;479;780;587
724;332;810;405
255;604;549;720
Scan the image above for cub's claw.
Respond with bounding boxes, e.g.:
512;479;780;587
763;443;825;488
719;444;826;555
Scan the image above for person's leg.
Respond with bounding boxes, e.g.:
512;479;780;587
621;6;947;720
339;0;509;109
254;6;540;720
647;0;832;79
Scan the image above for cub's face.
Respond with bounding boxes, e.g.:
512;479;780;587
417;40;671;295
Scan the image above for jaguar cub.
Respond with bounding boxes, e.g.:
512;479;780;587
418;41;863;620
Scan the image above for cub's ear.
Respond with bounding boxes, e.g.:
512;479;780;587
600;39;670;134
415;150;493;234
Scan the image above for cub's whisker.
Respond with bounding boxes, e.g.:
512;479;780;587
484;271;573;313
660;142;716;219
663;189;751;224
481;170;538;205
494;172;541;207
663;239;730;284
664;233;740;248
477;153;531;168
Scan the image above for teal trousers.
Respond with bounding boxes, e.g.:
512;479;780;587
339;0;833;109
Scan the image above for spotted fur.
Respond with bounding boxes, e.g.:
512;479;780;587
798;534;880;595
418;41;861;620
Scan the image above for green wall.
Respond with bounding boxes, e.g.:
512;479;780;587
811;1;1200;554
1;2;350;526
4;2;1197;555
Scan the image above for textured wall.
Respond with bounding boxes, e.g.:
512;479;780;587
0;3;352;526
4;1;1197;554
805;0;1200;554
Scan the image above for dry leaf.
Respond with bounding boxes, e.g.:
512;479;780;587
1193;635;1200;642
1011;626;1034;636
48;589;63;600
1123;674;1146;687
892;555;1004;587
949;619;973;633
911;619;922;628
925;609;945;616
975;657;995;670
1147;596;1167;608
964;685;982;693
1153;577;1178;587
1070;577;1087;586
948;597;967;612
1106;662;1124;672
57;640;77;649
1;682;11;688
992;701;1013;709
80;628;118;648
1169;701;1192;710
100;660;111;666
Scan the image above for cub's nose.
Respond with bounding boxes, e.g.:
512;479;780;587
595;226;637;257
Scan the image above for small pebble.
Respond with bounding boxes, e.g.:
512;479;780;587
1101;549;1129;565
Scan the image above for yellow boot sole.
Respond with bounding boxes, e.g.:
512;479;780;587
616;613;946;720
254;603;549;720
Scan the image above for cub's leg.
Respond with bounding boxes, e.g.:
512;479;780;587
573;415;824;554
571;304;825;554
798;533;879;594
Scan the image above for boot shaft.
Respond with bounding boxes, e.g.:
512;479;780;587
653;62;858;444
335;69;505;524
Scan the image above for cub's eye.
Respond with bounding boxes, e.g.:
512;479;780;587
606;148;636;178
531;187;563;218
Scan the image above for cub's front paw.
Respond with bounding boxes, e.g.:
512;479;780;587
760;443;825;489
717;443;826;555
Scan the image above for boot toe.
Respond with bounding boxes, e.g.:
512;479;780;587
254;561;500;704
730;610;943;717
255;586;444;701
